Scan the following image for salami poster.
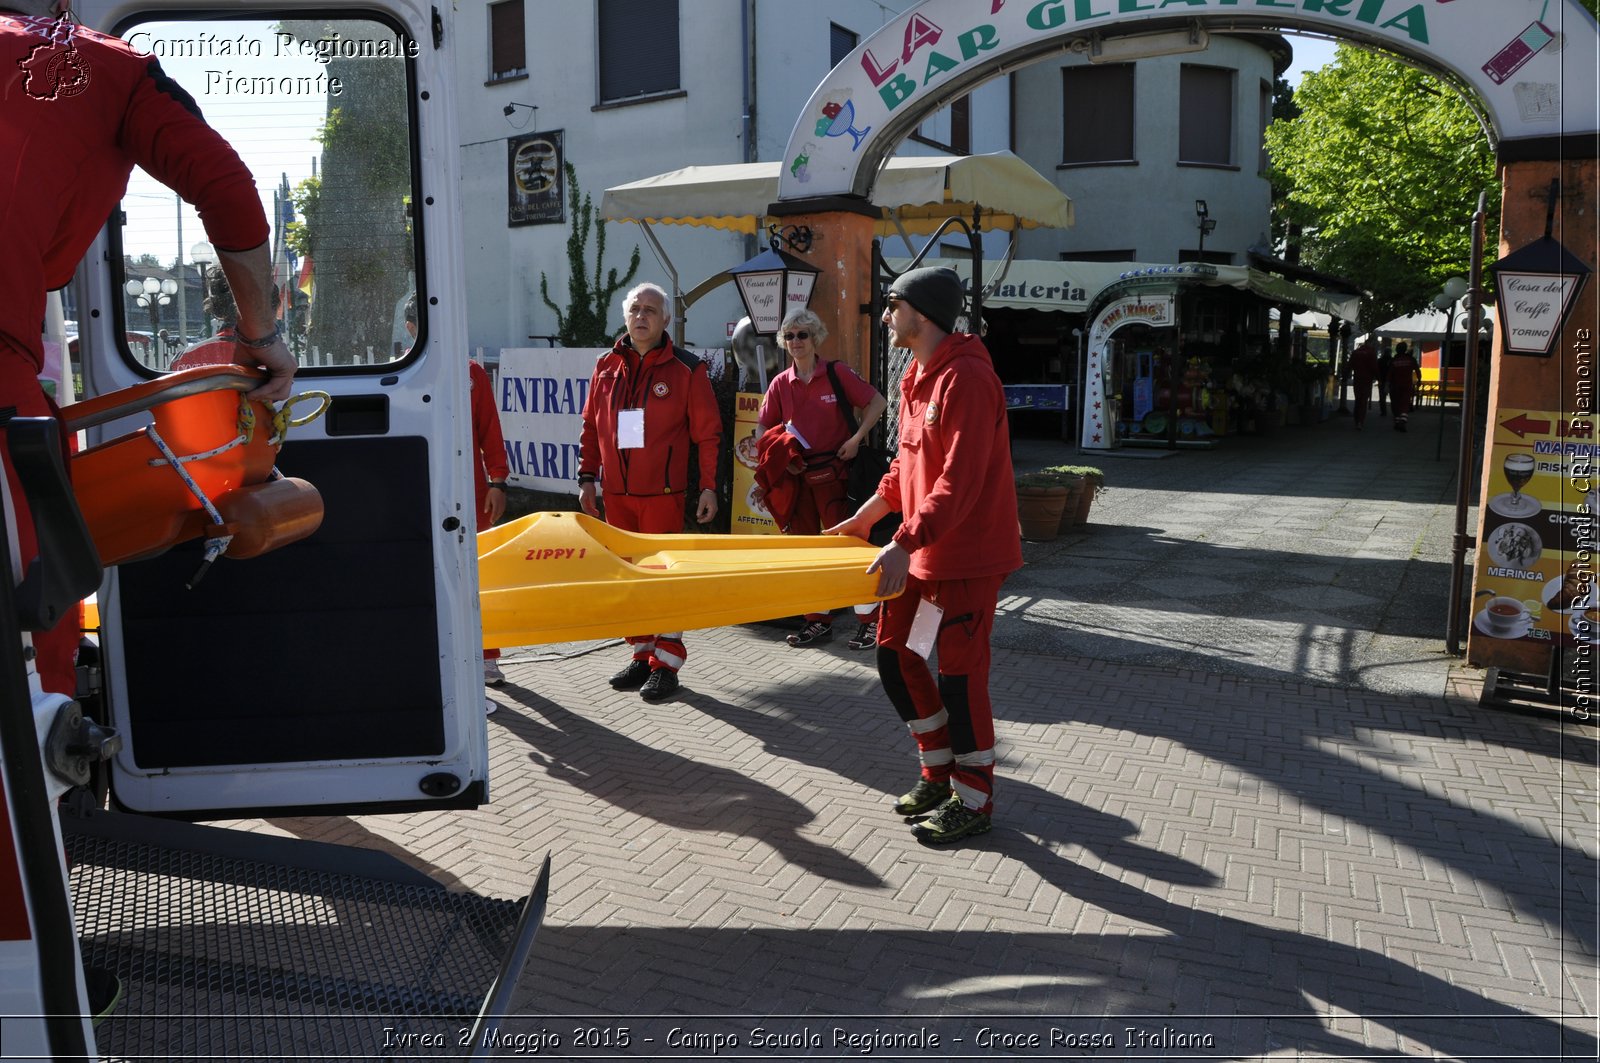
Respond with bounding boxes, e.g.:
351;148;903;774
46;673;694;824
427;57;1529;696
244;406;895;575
1471;408;1597;648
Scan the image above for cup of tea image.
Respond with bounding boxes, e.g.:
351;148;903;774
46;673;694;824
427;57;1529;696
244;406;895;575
1484;595;1530;635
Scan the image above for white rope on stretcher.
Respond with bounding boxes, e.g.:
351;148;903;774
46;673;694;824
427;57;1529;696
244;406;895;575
143;395;254;467
143;426;226;529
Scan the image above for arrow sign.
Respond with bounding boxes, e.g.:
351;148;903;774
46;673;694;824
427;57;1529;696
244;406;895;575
1501;412;1552;438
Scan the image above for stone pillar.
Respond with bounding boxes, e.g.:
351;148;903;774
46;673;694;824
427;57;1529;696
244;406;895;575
1466;155;1598;672
767;199;880;381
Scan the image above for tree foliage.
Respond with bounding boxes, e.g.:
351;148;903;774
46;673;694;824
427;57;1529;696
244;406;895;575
540;163;640;347
1265;45;1499;329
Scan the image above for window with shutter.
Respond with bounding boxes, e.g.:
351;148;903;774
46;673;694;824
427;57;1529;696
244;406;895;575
1062;64;1135;165
1180;65;1234;166
598;0;681;103
488;0;526;82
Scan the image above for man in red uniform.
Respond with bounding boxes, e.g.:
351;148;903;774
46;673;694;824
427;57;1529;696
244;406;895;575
578;282;721;702
827;267;1021;845
2;0;295;697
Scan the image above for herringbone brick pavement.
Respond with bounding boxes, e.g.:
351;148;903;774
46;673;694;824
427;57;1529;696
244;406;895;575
241;621;1597;1060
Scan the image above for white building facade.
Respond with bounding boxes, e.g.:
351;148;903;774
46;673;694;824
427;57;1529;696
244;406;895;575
452;3;1287;354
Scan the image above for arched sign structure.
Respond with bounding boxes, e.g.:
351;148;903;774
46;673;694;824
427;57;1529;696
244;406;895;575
766;0;1598;681
1082;291;1177;448
778;0;1598;203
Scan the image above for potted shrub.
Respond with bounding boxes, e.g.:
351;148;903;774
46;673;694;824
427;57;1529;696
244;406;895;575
1015;471;1074;541
1045;465;1104;525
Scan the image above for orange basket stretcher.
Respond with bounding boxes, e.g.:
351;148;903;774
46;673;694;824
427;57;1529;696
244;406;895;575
62;365;326;582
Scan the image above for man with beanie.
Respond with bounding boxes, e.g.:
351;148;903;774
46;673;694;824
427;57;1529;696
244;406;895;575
826;266;1021;844
578;282;722;702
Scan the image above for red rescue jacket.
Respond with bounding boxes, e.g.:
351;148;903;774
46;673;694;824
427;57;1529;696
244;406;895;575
578;334;721;497
881;333;1023;582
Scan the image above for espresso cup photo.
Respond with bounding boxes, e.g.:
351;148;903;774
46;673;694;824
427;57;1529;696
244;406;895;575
1484;595;1529;635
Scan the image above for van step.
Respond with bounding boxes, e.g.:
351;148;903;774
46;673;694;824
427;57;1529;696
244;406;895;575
64;807;545;1059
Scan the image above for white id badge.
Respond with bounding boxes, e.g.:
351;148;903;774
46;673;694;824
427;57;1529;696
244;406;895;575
906;597;944;659
618;408;645;449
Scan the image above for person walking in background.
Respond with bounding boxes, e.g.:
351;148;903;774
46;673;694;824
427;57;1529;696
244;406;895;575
1389;341;1420;432
1375;342;1394;417
1349;340;1378;429
578;282;722;703
753;308;888;649
826;267;1021;845
169;268;279;370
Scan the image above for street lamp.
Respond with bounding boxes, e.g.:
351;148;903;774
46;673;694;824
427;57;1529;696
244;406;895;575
727;245;820;335
1487;180;1591;358
190;242;217;338
1195;199;1216;262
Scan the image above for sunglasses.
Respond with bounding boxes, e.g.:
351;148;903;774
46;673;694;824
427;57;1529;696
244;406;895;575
782;330;811;341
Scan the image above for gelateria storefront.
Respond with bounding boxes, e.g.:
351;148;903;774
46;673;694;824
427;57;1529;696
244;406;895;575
1079;264;1362;450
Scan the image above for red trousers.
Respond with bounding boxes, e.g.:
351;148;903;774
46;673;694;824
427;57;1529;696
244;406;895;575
604;492;689;672
875;571;1005;812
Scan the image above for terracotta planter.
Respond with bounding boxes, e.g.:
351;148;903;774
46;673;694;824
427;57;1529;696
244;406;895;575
1017;485;1068;541
1057;476;1086;531
1072;481;1096;526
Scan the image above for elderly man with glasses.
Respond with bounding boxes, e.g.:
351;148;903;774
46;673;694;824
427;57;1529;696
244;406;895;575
577;282;722;703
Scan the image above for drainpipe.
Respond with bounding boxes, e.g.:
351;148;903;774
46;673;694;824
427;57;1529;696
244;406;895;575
742;0;759;261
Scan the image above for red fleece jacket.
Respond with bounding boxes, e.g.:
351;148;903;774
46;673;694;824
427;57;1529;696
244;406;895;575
881;332;1022;582
578;334;722;497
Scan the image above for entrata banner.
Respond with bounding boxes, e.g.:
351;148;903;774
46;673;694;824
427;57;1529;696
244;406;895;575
779;0;1599;202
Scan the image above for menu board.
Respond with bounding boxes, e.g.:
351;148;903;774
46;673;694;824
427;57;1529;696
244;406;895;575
730;392;780;535
1471;408;1597;647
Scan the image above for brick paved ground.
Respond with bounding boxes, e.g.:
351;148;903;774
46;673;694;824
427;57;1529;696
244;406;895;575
235;407;1597;1061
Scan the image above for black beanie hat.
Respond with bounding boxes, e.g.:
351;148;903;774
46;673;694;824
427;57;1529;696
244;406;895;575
889;266;964;334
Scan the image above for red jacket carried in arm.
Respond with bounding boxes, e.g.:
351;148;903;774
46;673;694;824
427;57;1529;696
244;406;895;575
880;332;1023;582
579;335;721;498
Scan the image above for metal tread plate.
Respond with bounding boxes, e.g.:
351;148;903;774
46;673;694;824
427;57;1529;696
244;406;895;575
64;808;532;1060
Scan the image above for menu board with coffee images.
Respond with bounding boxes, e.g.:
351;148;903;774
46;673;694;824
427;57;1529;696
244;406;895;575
1472;408;1597;646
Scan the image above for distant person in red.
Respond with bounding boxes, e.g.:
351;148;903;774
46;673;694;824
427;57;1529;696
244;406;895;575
1348;340;1378;429
1389;341;1420;432
169;269;279;371
577;282;722;703
401;296;509;712
1;0;295;700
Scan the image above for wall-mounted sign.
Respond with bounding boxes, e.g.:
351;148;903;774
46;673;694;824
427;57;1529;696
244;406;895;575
508;129;564;227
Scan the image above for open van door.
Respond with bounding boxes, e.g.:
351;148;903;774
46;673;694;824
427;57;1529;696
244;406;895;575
69;0;488;818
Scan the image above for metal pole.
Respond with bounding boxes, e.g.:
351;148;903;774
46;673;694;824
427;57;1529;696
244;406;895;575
174;194;186;365
1446;192;1487;657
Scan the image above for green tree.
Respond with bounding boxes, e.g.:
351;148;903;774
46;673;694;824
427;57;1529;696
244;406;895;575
1265;44;1500;329
540;162;640;347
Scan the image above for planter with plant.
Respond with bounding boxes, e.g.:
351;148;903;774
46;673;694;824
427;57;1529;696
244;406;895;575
1044;465;1104;525
1015;472;1074;541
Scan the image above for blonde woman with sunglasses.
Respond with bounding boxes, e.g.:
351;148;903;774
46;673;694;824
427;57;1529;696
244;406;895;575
755;308;886;648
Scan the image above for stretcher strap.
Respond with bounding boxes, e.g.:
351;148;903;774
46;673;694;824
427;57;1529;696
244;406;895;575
144;426;226;529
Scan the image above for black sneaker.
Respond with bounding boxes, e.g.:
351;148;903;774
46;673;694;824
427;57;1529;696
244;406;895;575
639;668;680;702
609;659;652;690
847;621;878;650
786;621;833;647
892;778;953;816
913;795;992;844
